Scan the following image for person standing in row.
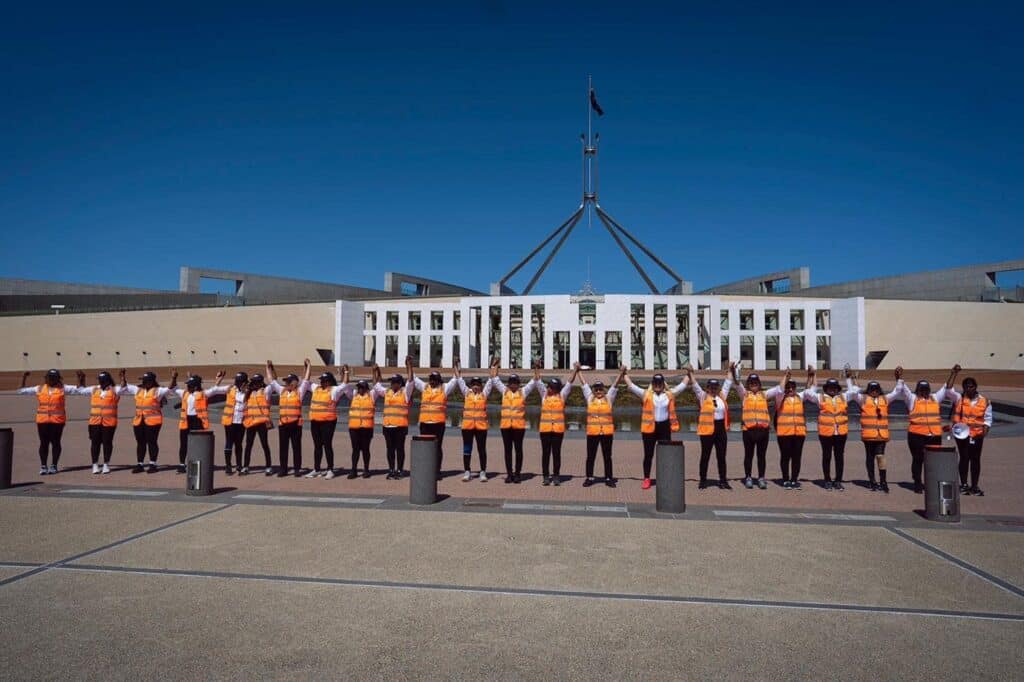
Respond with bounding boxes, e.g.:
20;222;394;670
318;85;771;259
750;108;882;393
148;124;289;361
70;369;124;475
534;363;578;486
267;359;311;477
731;364;770;490
174;371;227;473
579;366;627;488
803;375;859;490
900;367;957;493
946;366;991;496
491;361;538;484
221;372;249;475
374;365;414;479
623;367;685;490
241;373;274;476
410;356;459;477
456;360;493;482
771;368;816;490
307;370;344;479
847;370;903;493
122;371;175;473
18;369;69;475
686;365;734;489
340;365;376;479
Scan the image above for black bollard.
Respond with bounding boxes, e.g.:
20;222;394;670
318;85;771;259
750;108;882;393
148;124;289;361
185;430;215;496
410;435;439;505
924;444;959;522
0;428;12;489
655;440;685;514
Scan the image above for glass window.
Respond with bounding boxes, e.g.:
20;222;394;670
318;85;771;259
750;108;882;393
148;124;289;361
675;305;690;368
578;302;597;325
384;335;398;366
409;311;421;331
430;311;444;331
653;304;668;370
720;310;729;331
364;311;377;331
605;331;622;370
407;336;421;366
429;335;443;368
579;331;596;369
765;335;779;370
453;336;461;365
554;331;571;369
363;336;376;365
740;309;754;331
765;309;779;331
510;305;523;368
740;335;754;366
790;310;804;331
386;311;399;331
790;335;805;370
815;309;830;331
816;335;831;370
489;306;503;362
531;305;545;367
630;304;646;370
453;310;461;331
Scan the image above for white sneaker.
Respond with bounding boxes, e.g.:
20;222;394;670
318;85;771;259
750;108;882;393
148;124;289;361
479;471;488;482
462;470;472;482
39;466;48;476
264;467;273;475
304;469;319;479
48;465;58;474
324;470;336;480
92;464;100;475
102;464;111;474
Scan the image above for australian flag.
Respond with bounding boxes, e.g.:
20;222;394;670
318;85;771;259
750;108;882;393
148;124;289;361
590;88;604;116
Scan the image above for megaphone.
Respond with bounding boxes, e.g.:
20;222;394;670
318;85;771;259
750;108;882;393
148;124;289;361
951;422;971;440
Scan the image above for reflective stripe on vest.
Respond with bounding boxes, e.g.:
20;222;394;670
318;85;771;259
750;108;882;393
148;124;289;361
419;386;447;424
349;393;375;429
89;388;119;427
221;386;238;426
908;398;942;436
953;395;988;438
742;393;770;430
278;389;303;425
243;392;270;428
776;395;805;437
383;390;409;428
641;389;680;434
35;385;67;425
500;390;526;429
462;392;488;430
133;388;163;426
178;391;209;430
697;395;729;436
860;397;890;442
539;395;565;433
818;395;848;437
586;397;614;436
309;387;338;422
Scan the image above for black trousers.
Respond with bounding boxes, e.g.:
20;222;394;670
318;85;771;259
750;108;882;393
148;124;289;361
585;434;614;479
88;424;116;464
539;431;564;477
244;423;271;469
349;427;374;472
461;428;488;472
179;415;205;464
742;427;769;479
37;422;65;467
907;433;941;485
778;435;805;482
956;435;985;488
501;427;525;475
383;426;407;472
278;422;302;472
641;420;673;478
420;421;446;472
223;423;244;468
310;419;337;471
819;434;847;482
699;420;729;482
864;440;888;483
133;423;161;463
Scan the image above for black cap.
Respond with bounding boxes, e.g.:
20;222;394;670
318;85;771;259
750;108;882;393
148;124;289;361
141;371;157;382
97;371;114;386
651;374;665;384
823;378;841;392
46;369;61;379
186;375;202;389
356;379;370;390
428;372;442;382
234;372;248;385
962;376;978;389
865;381;882;394
250;373;265;384
507;374;521;384
283;373;300;384
706;378;721;388
468;376;483;386
547;378;563;389
592;381;606;390
746;373;761;385
319;372;337;386
389;374;404;385
784;379;796;390
915;380;931;393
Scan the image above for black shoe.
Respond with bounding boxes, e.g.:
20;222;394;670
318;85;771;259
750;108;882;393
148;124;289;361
719;480;731;490
147;464;158;474
542;476;551;486
605;479;616;488
880;482;890;493
132;464;144;474
504;475;513;484
276;470;288;478
833;481;845;491
869;481;878;491
782;480;792;489
698;479;709;490
176;465;186;474
970;486;984;497
960;483;970;494
225;466;234;476
385;471;394;480
552;476;561;486
582;478;594;488
512;473;521;484
792;481;802;490
913;483;924;494
293;470;303;478
362;471;371;479
347;471;358;480
824;480;833;490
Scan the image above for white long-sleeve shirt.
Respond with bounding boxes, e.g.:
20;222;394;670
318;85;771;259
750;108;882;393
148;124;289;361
491;377;542;399
59;384;128;397
456;377;496;398
801;386;860;406
691;379;733;420
846;379;904;407
270;379;312;400
625;380;686;421
896;381;952;411
764;383;816;411
337;382;383;401
946;389;994;427
373;381;415;403
531;379;574;401
581;383;618;403
412;376;459;396
173;385;229;416
121;385;173;399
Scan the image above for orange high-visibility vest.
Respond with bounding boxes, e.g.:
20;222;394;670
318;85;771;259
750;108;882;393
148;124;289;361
818;395;848;437
641;389;680;434
419;386;447;425
35;385;67;425
860;396;890;442
462;392;488;430
741;392;770;431
221;386;239;426
132;388;163;426
776;395;805;437
89;388;119;427
908;397;942;437
178;391;209;430
278;389;303;426
349;392;375;429
309;387;338;422
539;394;566;434
500;390;526;429
586;397;614;436
383;390;409;428
953;395;988;438
697;395;730;436
243;392;270;428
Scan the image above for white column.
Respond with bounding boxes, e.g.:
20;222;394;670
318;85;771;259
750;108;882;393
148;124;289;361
727;307;739;366
570;327;580;368
544;327;554;369
595;330;606;370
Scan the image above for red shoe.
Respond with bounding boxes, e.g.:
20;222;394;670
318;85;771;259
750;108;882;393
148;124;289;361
641;478;652;490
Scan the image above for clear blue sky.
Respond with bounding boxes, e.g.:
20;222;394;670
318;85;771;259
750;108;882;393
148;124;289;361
3;2;1022;294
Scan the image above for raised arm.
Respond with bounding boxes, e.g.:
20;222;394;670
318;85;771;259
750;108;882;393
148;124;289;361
622;367;645;398
489;356;499;380
405;355;415;385
945;364;961;390
168;370;179;391
887;366;908;404
75;370;86;389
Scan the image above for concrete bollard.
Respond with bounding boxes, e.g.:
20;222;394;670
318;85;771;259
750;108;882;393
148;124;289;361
410;435;439;505
185;430;215;496
0;428;12;489
924;444;959;523
655;440;685;514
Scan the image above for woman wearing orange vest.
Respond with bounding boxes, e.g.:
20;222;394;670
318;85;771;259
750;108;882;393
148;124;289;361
579;366;626;488
65;370;124;475
623;368;685;490
847;368;904;492
686;365;734;489
731;364;770;490
241;373;275;476
767;368;817;490
803;376;859;490
121;371;174;473
532;363;578;486
268;359;312;477
307;369;346;479
374;364;414;479
221;372;249;475
491;361;537;484
410;356;459;478
339;365;378;479
898;366;956;493
18;369;70;475
947;367;992;496
455;359;494;482
173;371;227;474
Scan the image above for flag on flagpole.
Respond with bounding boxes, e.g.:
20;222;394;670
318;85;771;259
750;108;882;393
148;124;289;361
590;88;604;116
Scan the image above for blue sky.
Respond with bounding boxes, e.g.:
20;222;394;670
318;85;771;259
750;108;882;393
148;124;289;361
2;2;1022;294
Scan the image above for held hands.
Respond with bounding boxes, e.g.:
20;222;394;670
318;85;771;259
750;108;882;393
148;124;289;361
894;366;903;380
303;358;311;369
215;370;226;380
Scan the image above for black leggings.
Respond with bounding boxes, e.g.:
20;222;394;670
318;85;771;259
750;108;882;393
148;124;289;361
223;423;244;468
699;420;728;482
501;427;525;475
88;424;116;464
179;415;205;464
349;427;373;472
540;431;564;477
641;420;673;478
133;423;161;463
778;435;805;482
819;434;847;482
37;422;65;467
585;434;613;479
864;440;888;483
383;426;407;472
244;423;271;469
742;427;769;479
278;422;302;472
420;422;446;471
907;433;941;485
311;419;337;471
956;436;985;488
462;428;488;472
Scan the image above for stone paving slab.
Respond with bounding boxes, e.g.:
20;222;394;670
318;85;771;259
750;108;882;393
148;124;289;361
904;528;1024;590
0;567;30;582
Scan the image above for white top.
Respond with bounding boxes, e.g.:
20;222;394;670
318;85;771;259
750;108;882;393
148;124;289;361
946;389;994;427
764;383;816;410
270;379;312;400
412;376;459;396
337;381;386;401
456;377;496;398
373;381;415;402
626;381;686;421
174;385;229;415
692;379;733;420
895;381;952;410
846;378;904;406
802;386;860;405
18;384;76;395
581;383;618;403
491;377;542;398
121;385;173;399
61;384;127;397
